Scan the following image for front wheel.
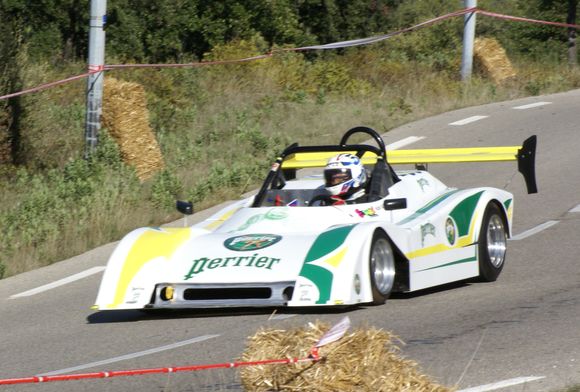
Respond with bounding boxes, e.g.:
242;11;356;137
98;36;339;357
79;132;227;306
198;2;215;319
478;203;507;282
369;230;396;305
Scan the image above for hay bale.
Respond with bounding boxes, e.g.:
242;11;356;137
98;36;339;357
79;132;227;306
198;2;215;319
102;77;164;181
240;321;453;392
474;38;517;84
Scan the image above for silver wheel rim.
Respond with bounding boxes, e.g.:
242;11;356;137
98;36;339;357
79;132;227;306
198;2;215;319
487;214;507;268
371;238;395;295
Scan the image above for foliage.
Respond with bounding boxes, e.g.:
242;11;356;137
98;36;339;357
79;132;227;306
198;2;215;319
0;11;24;165
1;0;578;68
0;0;89;62
0;131;142;275
151;170;183;210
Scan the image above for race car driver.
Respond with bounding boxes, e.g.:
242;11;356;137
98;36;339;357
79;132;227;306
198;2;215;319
323;153;368;205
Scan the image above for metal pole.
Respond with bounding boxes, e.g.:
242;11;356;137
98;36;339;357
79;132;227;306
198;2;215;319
461;0;477;81
84;0;107;158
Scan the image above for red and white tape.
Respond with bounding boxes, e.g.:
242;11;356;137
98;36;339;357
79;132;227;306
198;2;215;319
478;9;580;29
0;354;319;386
0;71;96;101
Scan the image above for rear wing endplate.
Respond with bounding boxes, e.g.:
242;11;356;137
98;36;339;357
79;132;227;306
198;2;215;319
282;135;537;194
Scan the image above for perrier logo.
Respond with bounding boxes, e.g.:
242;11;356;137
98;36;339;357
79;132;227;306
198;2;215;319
224;234;282;251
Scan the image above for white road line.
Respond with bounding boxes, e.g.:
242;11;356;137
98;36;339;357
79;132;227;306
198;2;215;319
449;115;488;126
569;204;580;213
386;136;425;150
270;314;297;320
10;266;106;299
40;334;220;376
457;376;545;392
512;101;551;110
510;221;559;241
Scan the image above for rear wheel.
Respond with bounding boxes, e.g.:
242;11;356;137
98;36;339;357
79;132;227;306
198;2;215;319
478;203;507;282
369;230;396;305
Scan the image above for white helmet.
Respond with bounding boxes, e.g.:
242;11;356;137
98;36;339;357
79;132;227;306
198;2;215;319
324;153;367;196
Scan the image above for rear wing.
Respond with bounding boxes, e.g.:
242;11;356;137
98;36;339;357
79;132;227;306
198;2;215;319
282;136;537;194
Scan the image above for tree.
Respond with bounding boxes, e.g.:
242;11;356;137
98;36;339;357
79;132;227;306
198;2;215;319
568;0;577;66
0;7;24;164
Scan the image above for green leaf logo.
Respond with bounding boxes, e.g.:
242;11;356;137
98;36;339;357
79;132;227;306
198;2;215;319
224;234;282;251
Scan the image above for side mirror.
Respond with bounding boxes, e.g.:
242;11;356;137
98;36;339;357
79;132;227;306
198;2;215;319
176;200;194;215
383;198;407;211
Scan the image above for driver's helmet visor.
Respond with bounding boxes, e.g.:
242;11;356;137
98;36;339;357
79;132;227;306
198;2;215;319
324;168;352;187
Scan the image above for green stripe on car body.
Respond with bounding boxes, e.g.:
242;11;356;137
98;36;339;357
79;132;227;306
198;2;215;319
304;225;356;262
449;191;484;237
504;199;512;210
300;224;357;304
416;255;477;272
397;189;460;225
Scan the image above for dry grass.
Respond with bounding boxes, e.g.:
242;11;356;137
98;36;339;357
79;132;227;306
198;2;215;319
240;321;453;392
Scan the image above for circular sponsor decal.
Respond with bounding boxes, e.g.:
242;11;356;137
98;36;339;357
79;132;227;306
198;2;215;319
445;217;457;246
354;274;361;295
224;234;282;251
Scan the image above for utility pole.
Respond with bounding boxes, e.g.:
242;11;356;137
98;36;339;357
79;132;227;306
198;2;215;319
84;0;107;158
461;0;477;81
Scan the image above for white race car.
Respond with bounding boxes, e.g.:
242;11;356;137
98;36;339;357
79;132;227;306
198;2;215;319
93;127;536;310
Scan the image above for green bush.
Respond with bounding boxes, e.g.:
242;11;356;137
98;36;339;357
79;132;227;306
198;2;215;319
151;170;183;210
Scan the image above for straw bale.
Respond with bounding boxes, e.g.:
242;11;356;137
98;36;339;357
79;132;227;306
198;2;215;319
474;38;517;84
240;321;453;392
102;77;163;181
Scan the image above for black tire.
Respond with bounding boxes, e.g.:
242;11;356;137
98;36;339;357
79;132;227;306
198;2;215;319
369;230;396;305
478;202;507;282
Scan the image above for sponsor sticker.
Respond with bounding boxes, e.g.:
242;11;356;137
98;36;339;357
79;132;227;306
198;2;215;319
235;208;289;231
446;217;457;246
417;178;430;191
353;274;361;294
126;287;144;304
355;207;378;218
421;223;436;246
298;283;314;302
224;234;282;251
184;253;282;280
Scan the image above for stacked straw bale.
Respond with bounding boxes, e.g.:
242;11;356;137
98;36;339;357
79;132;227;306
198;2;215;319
474;38;517;84
240;321;453;392
102;77;163;181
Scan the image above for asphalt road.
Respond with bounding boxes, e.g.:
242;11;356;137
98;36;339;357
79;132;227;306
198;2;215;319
1;90;580;392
